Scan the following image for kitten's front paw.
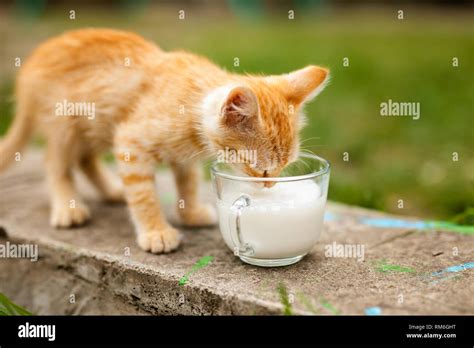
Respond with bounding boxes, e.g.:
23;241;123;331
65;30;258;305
179;203;217;227
50;201;91;228
137;226;182;253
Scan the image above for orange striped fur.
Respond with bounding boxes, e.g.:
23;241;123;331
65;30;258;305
0;29;329;253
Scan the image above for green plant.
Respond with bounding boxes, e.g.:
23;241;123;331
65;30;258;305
0;293;32;316
277;282;293;315
451;207;474;226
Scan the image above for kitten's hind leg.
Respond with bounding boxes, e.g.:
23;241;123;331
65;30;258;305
45;136;90;228
171;161;217;227
79;153;125;203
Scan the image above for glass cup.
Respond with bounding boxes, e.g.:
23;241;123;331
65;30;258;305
211;153;330;267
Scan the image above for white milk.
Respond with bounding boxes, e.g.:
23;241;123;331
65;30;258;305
217;180;326;259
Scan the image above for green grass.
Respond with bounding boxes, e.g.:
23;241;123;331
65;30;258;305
277;282;293;316
0;6;472;220
319;298;340;315
451;207;474;226
374;260;416;273
0;293;32;316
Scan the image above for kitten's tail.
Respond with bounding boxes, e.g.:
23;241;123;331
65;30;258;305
0;104;34;172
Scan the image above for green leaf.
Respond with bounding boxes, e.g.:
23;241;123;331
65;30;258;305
277;283;293;316
0;293;16;315
11;302;33;316
0;293;32;316
451;207;474;226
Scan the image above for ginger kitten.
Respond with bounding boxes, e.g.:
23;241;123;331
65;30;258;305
0;29;329;253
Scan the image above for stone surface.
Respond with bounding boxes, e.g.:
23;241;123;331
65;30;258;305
0;150;473;315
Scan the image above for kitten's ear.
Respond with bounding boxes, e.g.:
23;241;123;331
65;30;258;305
221;86;259;129
284;66;329;105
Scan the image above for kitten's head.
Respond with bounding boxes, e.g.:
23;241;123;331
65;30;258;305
203;65;329;181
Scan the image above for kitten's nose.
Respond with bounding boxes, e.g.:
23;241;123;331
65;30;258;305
262;170;277;188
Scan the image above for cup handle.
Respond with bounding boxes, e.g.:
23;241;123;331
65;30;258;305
229;194;254;256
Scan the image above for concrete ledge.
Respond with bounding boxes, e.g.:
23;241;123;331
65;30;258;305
0;150;473;315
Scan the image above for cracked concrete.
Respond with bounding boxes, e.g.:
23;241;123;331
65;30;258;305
0;150;473;315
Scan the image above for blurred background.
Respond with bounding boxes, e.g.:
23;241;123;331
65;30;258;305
0;0;472;222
